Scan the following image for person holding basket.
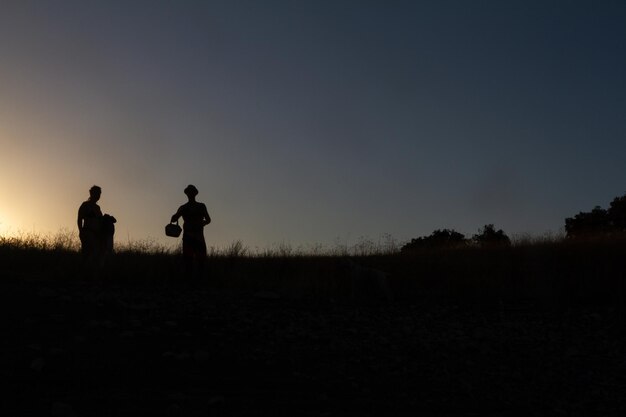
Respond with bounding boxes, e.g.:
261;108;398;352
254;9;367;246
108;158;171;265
169;185;211;280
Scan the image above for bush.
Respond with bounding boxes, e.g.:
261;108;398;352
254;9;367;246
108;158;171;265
472;224;511;247
401;229;468;252
608;195;626;232
565;193;626;239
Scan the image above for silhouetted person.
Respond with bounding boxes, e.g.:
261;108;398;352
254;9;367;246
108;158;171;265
78;186;116;270
78;185;104;262
102;214;117;255
171;185;211;280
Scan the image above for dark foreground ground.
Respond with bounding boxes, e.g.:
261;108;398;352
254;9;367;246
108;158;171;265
3;274;626;417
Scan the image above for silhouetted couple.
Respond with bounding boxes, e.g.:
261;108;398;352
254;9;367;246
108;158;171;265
78;184;211;280
171;184;211;280
77;185;116;268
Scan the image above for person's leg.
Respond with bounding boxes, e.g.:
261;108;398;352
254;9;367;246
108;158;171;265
80;231;99;279
196;239;208;280
96;236;109;278
81;232;93;260
182;238;194;281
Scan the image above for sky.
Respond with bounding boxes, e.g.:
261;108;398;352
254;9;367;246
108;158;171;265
1;0;625;250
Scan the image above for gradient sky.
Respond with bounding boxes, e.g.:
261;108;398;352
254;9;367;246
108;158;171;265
1;1;625;250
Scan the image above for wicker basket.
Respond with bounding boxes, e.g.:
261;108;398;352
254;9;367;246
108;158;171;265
165;221;182;238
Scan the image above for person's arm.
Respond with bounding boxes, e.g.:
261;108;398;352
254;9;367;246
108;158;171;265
171;206;183;223
202;204;211;226
77;206;84;235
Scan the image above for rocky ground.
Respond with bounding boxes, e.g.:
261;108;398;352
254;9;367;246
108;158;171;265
3;275;626;416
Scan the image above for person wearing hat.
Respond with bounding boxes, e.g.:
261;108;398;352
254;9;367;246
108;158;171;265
171;185;211;279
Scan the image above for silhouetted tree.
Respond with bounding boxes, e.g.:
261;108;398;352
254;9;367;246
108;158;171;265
401;229;467;252
565;206;610;238
565;194;626;238
608;195;626;232
472;224;511;247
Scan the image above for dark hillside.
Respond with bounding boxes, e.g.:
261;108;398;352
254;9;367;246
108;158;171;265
2;240;626;416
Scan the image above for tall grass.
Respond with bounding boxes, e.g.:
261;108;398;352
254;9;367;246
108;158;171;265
0;229;416;258
2;229;626;308
0;228;81;252
209;234;402;258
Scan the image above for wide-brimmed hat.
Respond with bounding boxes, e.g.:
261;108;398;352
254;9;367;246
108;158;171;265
184;184;198;196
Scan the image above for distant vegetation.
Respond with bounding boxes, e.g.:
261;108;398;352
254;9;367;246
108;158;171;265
397;192;626;252
0;229;172;255
399;229;467;251
4;194;626;306
472;224;511;247
400;224;511;253
565;194;626;239
5;192;626;258
0;230;401;258
2;226;626;307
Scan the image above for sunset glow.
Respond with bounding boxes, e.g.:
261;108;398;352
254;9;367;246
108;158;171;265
3;4;626;415
0;2;625;250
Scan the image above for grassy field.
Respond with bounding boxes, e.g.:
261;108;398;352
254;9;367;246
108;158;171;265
3;231;626;306
2;233;626;415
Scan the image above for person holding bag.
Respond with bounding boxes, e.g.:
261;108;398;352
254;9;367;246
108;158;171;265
170;185;211;280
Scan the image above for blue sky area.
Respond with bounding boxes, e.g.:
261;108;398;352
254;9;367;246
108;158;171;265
1;1;625;249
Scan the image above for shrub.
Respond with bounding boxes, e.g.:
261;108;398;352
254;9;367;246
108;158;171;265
472;224;511;247
401;229;468;252
565;193;626;239
565;206;609;238
608;195;626;232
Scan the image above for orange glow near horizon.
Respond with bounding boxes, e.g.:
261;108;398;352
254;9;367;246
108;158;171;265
0;200;31;237
3;114;113;231
0;211;16;237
